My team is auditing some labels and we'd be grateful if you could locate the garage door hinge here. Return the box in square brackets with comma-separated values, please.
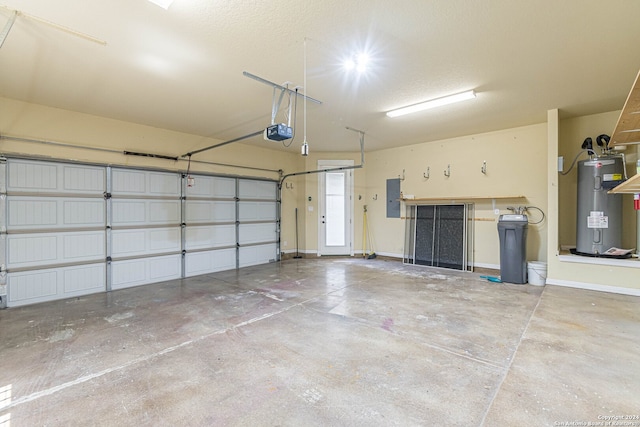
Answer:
[106, 256, 112, 263]
[103, 192, 112, 199]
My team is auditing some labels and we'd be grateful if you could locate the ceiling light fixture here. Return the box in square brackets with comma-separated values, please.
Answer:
[147, 0, 174, 9]
[344, 52, 370, 73]
[386, 90, 476, 118]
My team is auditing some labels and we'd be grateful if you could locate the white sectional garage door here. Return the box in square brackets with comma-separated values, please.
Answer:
[3, 159, 107, 307]
[238, 179, 278, 267]
[0, 158, 280, 308]
[109, 169, 182, 290]
[184, 174, 237, 277]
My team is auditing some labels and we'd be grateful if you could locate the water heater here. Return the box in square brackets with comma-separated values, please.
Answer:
[575, 154, 624, 255]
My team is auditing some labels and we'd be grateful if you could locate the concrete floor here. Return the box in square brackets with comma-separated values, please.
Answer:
[0, 258, 638, 426]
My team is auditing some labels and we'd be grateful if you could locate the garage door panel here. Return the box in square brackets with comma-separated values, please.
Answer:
[8, 270, 58, 304]
[111, 227, 181, 257]
[185, 248, 236, 277]
[112, 200, 180, 226]
[7, 231, 105, 269]
[185, 200, 235, 223]
[112, 169, 146, 194]
[7, 197, 105, 231]
[63, 264, 106, 294]
[112, 200, 145, 224]
[63, 232, 105, 260]
[149, 173, 180, 195]
[7, 199, 57, 228]
[239, 244, 277, 268]
[148, 255, 181, 280]
[238, 201, 276, 221]
[149, 201, 181, 223]
[62, 165, 105, 193]
[238, 223, 277, 245]
[112, 230, 145, 254]
[186, 175, 236, 198]
[8, 161, 57, 192]
[111, 254, 181, 290]
[7, 160, 105, 195]
[185, 225, 236, 250]
[7, 263, 105, 307]
[238, 180, 276, 200]
[63, 200, 105, 226]
[111, 169, 180, 196]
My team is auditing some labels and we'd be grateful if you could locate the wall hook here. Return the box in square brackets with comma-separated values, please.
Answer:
[285, 182, 294, 189]
[399, 169, 405, 181]
[423, 167, 430, 179]
[481, 161, 487, 175]
[373, 194, 378, 200]
[444, 164, 451, 177]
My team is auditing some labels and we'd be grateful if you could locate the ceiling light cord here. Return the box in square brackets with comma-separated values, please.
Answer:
[302, 37, 309, 156]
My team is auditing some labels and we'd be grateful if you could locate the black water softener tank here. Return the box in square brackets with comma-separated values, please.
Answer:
[575, 155, 624, 256]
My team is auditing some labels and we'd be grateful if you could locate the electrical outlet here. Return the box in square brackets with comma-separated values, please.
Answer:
[494, 209, 500, 215]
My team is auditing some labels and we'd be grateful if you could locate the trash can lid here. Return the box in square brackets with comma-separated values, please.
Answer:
[498, 214, 528, 222]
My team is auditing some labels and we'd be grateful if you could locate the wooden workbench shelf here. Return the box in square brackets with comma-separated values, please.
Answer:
[609, 174, 640, 194]
[608, 69, 640, 149]
[401, 195, 524, 204]
[602, 68, 640, 194]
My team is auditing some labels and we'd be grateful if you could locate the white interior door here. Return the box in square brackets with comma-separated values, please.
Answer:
[318, 160, 353, 256]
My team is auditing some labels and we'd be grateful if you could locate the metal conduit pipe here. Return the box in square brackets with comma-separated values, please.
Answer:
[278, 127, 365, 187]
[181, 130, 264, 158]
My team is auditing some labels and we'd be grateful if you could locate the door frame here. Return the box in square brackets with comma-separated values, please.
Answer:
[317, 159, 354, 256]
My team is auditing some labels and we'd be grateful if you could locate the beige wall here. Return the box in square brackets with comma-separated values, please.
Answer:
[365, 124, 549, 266]
[3, 97, 639, 293]
[297, 150, 367, 255]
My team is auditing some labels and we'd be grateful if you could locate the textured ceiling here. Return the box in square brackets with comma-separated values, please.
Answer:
[2, 0, 640, 155]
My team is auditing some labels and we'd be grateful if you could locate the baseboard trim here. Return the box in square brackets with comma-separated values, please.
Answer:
[547, 279, 640, 297]
[473, 262, 500, 270]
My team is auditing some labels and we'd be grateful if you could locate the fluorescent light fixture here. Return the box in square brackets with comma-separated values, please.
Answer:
[147, 0, 174, 9]
[386, 90, 476, 118]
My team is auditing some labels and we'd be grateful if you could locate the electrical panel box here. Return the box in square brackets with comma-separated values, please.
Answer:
[387, 178, 401, 218]
[265, 124, 293, 141]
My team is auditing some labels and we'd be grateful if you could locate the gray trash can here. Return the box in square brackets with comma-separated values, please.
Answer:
[497, 214, 528, 284]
